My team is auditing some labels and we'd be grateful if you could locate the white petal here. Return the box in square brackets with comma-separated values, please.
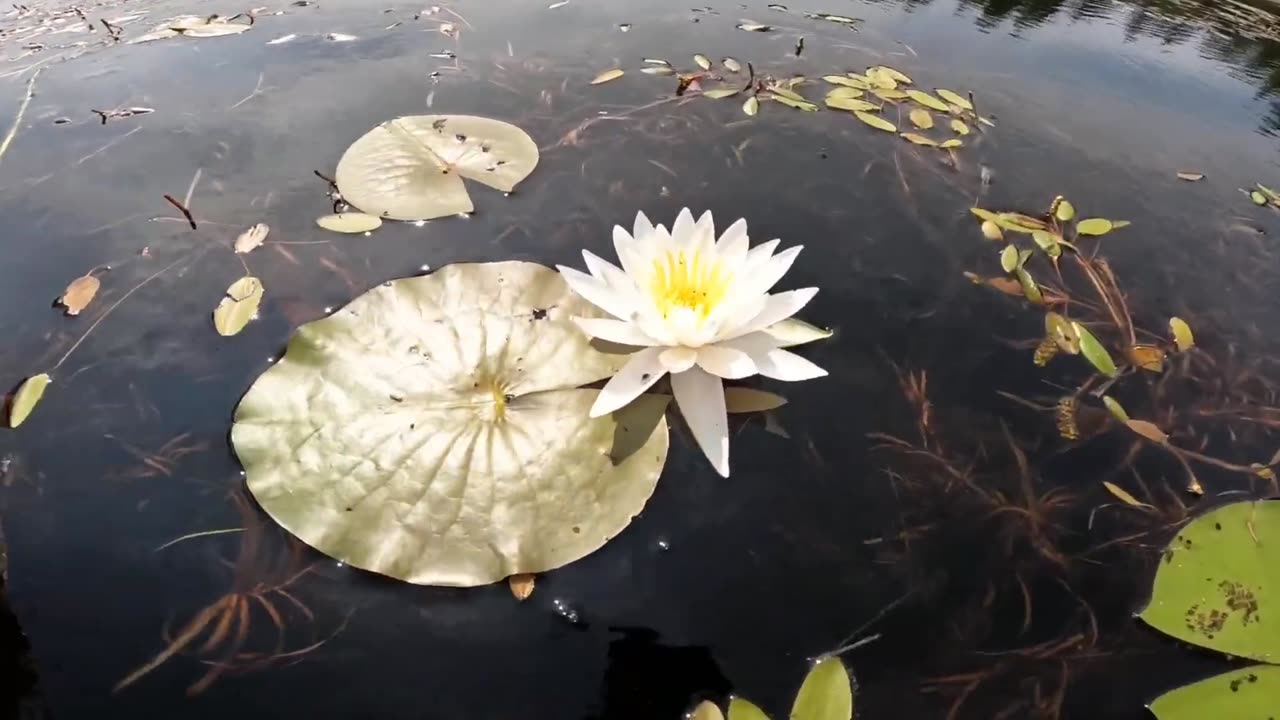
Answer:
[732, 288, 818, 338]
[612, 225, 640, 276]
[659, 346, 697, 373]
[557, 265, 637, 320]
[671, 367, 729, 477]
[671, 208, 696, 246]
[738, 245, 802, 298]
[583, 250, 640, 302]
[573, 317, 661, 346]
[633, 211, 655, 241]
[755, 348, 827, 381]
[743, 238, 780, 265]
[716, 218, 749, 269]
[590, 347, 667, 417]
[696, 345, 757, 379]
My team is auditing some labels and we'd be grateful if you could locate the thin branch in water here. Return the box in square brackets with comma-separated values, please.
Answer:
[183, 167, 203, 208]
[77, 125, 142, 165]
[230, 73, 265, 110]
[163, 194, 197, 229]
[0, 68, 42, 168]
[154, 528, 246, 552]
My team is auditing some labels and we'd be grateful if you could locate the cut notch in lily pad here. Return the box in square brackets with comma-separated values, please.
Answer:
[231, 262, 668, 586]
[334, 115, 539, 221]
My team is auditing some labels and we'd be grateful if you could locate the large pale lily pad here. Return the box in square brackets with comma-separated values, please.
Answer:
[1148, 665, 1280, 719]
[1139, 500, 1279, 662]
[231, 262, 668, 586]
[334, 115, 538, 221]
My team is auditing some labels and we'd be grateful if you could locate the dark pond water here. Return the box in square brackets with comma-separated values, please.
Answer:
[2, 0, 1280, 717]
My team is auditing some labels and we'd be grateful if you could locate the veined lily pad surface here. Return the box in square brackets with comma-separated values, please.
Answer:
[231, 262, 668, 586]
[334, 115, 539, 221]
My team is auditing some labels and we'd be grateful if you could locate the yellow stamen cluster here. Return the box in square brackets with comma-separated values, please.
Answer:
[648, 248, 731, 320]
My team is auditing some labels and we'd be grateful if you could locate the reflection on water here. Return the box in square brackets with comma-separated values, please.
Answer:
[1, 0, 1279, 718]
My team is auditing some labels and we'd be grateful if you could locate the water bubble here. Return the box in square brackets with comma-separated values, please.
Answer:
[419, 264, 431, 272]
[413, 220, 427, 227]
[335, 561, 345, 568]
[655, 538, 671, 552]
[382, 281, 393, 287]
[552, 598, 583, 626]
[323, 306, 334, 314]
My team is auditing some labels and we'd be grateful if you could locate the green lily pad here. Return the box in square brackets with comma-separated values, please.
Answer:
[1139, 500, 1280, 662]
[1149, 665, 1280, 720]
[335, 115, 538, 221]
[791, 656, 854, 720]
[231, 262, 669, 586]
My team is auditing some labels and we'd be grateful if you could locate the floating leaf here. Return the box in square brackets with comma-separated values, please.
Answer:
[825, 97, 875, 112]
[692, 701, 725, 720]
[1149, 665, 1280, 720]
[770, 94, 819, 112]
[1257, 183, 1280, 201]
[694, 54, 712, 71]
[213, 276, 264, 337]
[1076, 218, 1119, 236]
[1102, 396, 1130, 422]
[170, 15, 253, 37]
[854, 111, 895, 132]
[702, 87, 739, 99]
[872, 66, 912, 85]
[234, 223, 270, 254]
[791, 656, 854, 720]
[906, 89, 949, 112]
[1251, 190, 1268, 206]
[826, 87, 865, 99]
[908, 108, 933, 129]
[980, 220, 1002, 241]
[1102, 480, 1151, 508]
[900, 133, 937, 147]
[824, 75, 868, 89]
[1170, 317, 1195, 352]
[335, 115, 538, 221]
[724, 388, 787, 414]
[999, 245, 1019, 273]
[231, 262, 669, 586]
[1045, 312, 1080, 354]
[1073, 322, 1117, 377]
[736, 21, 771, 31]
[8, 373, 50, 428]
[58, 274, 100, 316]
[1053, 198, 1075, 222]
[970, 208, 999, 223]
[978, 116, 996, 127]
[1128, 344, 1166, 373]
[641, 66, 676, 76]
[324, 32, 358, 42]
[1140, 500, 1280, 660]
[508, 573, 536, 600]
[1126, 419, 1168, 444]
[997, 213, 1048, 233]
[723, 57, 742, 73]
[743, 95, 760, 116]
[1032, 229, 1062, 259]
[864, 67, 897, 89]
[727, 697, 771, 720]
[590, 68, 624, 85]
[1015, 267, 1043, 304]
[764, 317, 832, 347]
[870, 88, 908, 101]
[935, 88, 971, 110]
[317, 213, 383, 234]
[768, 85, 808, 102]
[949, 119, 970, 136]
[1177, 171, 1204, 182]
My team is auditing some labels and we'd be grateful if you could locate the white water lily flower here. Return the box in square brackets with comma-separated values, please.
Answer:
[557, 208, 827, 477]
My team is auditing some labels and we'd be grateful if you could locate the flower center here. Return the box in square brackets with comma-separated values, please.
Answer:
[648, 248, 731, 321]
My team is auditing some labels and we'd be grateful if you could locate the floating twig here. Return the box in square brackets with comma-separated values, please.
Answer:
[0, 68, 41, 168]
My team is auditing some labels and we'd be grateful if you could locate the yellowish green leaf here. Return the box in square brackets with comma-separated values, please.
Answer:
[743, 95, 759, 116]
[691, 700, 725, 720]
[791, 656, 854, 720]
[864, 67, 897, 89]
[1016, 266, 1043, 304]
[854, 111, 895, 132]
[870, 88, 908, 101]
[825, 97, 878, 112]
[874, 66, 912, 85]
[999, 245, 1019, 273]
[909, 108, 933, 129]
[1102, 480, 1152, 508]
[900, 132, 936, 147]
[694, 54, 712, 70]
[825, 86, 864, 99]
[980, 220, 1002, 241]
[1045, 312, 1080, 354]
[590, 68, 624, 85]
[935, 88, 971, 110]
[770, 94, 818, 112]
[1053, 198, 1075, 222]
[724, 387, 787, 414]
[8, 373, 50, 428]
[702, 87, 739, 99]
[768, 85, 807, 102]
[824, 75, 868, 89]
[1032, 229, 1062, 259]
[1075, 218, 1117, 236]
[213, 276, 264, 337]
[1251, 190, 1268, 206]
[1102, 395, 1129, 422]
[1169, 317, 1195, 351]
[1257, 183, 1280, 201]
[906, 89, 949, 111]
[1073, 322, 1118, 377]
[949, 118, 970, 136]
[970, 208, 998, 223]
[727, 697, 771, 720]
[939, 138, 963, 149]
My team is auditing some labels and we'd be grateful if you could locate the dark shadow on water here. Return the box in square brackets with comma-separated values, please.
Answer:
[584, 627, 730, 720]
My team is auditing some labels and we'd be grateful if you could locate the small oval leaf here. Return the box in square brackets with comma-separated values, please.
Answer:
[1102, 395, 1129, 422]
[825, 87, 864, 99]
[908, 108, 933, 129]
[854, 111, 896, 132]
[702, 87, 739, 99]
[317, 212, 383, 233]
[825, 97, 877, 112]
[8, 373, 51, 428]
[691, 701, 726, 720]
[1072, 322, 1118, 377]
[1126, 419, 1168, 444]
[694, 54, 712, 70]
[1169, 317, 1195, 352]
[59, 274, 100, 316]
[939, 138, 963, 149]
[1045, 312, 1080, 354]
[1015, 267, 1043, 304]
[743, 95, 760, 116]
[213, 276, 264, 337]
[1054, 198, 1076, 222]
[590, 68, 625, 85]
[980, 220, 1003, 241]
[1076, 218, 1115, 236]
[906, 89, 949, 111]
[999, 245, 1019, 273]
[935, 88, 972, 110]
[727, 697, 772, 720]
[791, 656, 854, 720]
[900, 132, 937, 147]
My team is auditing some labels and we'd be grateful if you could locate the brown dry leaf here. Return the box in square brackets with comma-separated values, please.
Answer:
[1127, 344, 1166, 373]
[508, 573, 536, 601]
[1126, 419, 1168, 445]
[234, 223, 270, 254]
[58, 274, 100, 316]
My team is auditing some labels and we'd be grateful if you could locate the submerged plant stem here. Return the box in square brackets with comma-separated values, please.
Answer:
[0, 68, 42, 168]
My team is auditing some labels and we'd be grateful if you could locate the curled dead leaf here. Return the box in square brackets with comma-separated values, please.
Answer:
[508, 573, 536, 600]
[58, 274, 100, 316]
[234, 223, 270, 254]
